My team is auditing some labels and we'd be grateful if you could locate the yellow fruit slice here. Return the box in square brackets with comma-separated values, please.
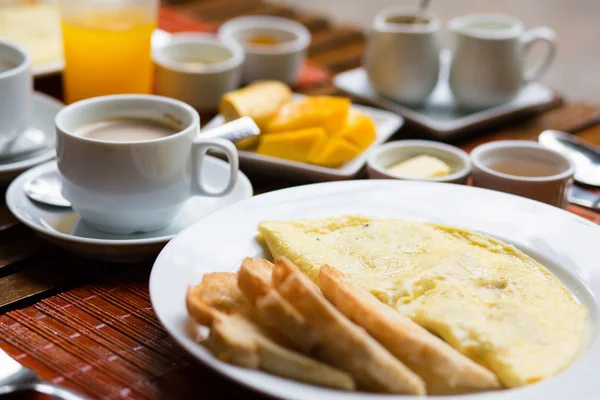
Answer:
[220, 80, 292, 130]
[266, 96, 351, 134]
[332, 109, 377, 150]
[257, 127, 327, 163]
[309, 137, 362, 167]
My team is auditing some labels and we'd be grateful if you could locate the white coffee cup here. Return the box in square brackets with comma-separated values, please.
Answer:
[153, 33, 244, 111]
[363, 6, 441, 105]
[218, 16, 311, 85]
[471, 141, 574, 208]
[55, 94, 239, 234]
[448, 13, 557, 109]
[0, 40, 32, 146]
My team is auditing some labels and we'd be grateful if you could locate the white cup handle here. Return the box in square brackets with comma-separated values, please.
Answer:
[191, 138, 239, 197]
[521, 26, 557, 83]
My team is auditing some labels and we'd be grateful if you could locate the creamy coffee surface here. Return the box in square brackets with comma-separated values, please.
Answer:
[74, 118, 178, 142]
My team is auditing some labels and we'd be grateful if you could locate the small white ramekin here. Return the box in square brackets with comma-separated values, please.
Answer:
[218, 16, 311, 85]
[153, 33, 244, 111]
[470, 140, 575, 208]
[367, 140, 471, 184]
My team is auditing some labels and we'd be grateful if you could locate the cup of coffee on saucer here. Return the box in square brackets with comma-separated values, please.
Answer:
[55, 94, 239, 234]
[153, 33, 244, 111]
[448, 13, 557, 109]
[470, 141, 574, 208]
[363, 6, 441, 105]
[0, 40, 32, 147]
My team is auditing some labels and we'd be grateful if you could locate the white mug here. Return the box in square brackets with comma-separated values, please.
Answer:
[364, 6, 440, 105]
[153, 33, 244, 111]
[218, 16, 311, 85]
[471, 141, 574, 208]
[448, 13, 557, 109]
[0, 40, 32, 146]
[55, 95, 239, 234]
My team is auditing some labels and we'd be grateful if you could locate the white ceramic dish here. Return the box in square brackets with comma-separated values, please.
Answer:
[333, 51, 558, 139]
[153, 32, 244, 110]
[218, 16, 310, 85]
[0, 91, 61, 184]
[150, 179, 600, 400]
[367, 140, 471, 184]
[204, 94, 403, 181]
[6, 159, 253, 262]
[32, 29, 172, 78]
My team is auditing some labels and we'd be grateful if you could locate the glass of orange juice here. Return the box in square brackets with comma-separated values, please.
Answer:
[59, 0, 158, 103]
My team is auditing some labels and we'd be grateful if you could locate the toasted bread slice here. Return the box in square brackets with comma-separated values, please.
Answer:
[239, 258, 320, 353]
[188, 272, 250, 316]
[238, 257, 275, 304]
[319, 265, 501, 394]
[187, 282, 355, 390]
[272, 257, 426, 395]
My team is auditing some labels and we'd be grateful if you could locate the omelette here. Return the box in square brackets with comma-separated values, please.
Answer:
[258, 215, 587, 388]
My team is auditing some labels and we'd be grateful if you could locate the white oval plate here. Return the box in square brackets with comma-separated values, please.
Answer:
[150, 180, 600, 400]
[6, 158, 253, 262]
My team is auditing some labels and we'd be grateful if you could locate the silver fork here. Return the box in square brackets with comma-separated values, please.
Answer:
[0, 348, 88, 399]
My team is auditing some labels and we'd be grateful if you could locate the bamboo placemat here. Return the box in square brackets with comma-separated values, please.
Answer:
[1, 0, 600, 398]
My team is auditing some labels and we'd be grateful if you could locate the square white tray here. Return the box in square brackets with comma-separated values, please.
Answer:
[203, 94, 403, 182]
[333, 53, 559, 139]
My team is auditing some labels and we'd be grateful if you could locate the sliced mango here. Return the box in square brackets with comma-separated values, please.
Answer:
[332, 109, 377, 150]
[257, 127, 327, 163]
[266, 96, 351, 134]
[234, 136, 259, 150]
[309, 137, 362, 167]
[220, 80, 292, 131]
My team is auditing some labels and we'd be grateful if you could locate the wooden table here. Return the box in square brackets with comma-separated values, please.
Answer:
[1, 1, 600, 398]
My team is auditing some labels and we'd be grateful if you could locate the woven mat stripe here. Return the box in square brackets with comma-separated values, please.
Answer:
[11, 307, 160, 399]
[0, 315, 127, 399]
[36, 299, 179, 377]
[58, 289, 187, 363]
[84, 285, 164, 331]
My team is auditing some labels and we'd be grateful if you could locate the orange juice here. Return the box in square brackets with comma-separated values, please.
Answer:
[61, 10, 155, 103]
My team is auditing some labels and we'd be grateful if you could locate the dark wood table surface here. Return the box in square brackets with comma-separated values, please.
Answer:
[1, 0, 600, 399]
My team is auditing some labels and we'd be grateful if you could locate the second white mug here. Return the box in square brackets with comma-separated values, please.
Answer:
[448, 13, 557, 109]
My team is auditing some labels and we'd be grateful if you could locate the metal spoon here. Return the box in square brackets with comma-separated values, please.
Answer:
[538, 130, 600, 187]
[23, 117, 260, 208]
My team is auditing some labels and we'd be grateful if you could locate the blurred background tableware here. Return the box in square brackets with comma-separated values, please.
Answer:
[59, 0, 158, 103]
[55, 94, 239, 234]
[448, 13, 556, 109]
[538, 130, 600, 187]
[367, 140, 471, 184]
[363, 6, 440, 105]
[218, 16, 310, 85]
[471, 141, 574, 208]
[0, 40, 32, 147]
[25, 116, 259, 208]
[154, 32, 244, 111]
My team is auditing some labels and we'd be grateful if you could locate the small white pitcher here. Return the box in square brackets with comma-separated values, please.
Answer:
[364, 6, 441, 105]
[448, 13, 557, 109]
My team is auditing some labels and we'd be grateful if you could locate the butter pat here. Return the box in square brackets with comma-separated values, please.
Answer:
[387, 155, 450, 178]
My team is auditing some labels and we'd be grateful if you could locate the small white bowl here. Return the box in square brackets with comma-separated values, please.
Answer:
[471, 140, 575, 208]
[367, 140, 471, 184]
[153, 33, 244, 110]
[218, 16, 311, 85]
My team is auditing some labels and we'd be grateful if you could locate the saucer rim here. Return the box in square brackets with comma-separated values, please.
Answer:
[6, 159, 254, 246]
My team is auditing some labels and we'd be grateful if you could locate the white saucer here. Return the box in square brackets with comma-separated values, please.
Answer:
[333, 51, 558, 139]
[6, 159, 253, 262]
[0, 92, 62, 184]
